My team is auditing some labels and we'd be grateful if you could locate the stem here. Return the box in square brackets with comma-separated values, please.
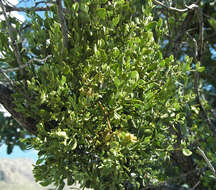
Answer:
[98, 101, 112, 130]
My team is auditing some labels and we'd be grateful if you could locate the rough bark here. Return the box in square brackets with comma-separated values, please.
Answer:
[0, 84, 37, 134]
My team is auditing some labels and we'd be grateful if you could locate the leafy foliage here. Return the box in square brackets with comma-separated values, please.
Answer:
[0, 0, 216, 190]
[17, 0, 197, 189]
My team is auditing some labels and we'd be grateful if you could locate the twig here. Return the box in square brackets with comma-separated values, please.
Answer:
[2, 6, 51, 12]
[192, 180, 200, 190]
[98, 101, 112, 130]
[2, 55, 52, 72]
[196, 7, 204, 61]
[153, 0, 198, 13]
[1, 0, 53, 13]
[4, 0, 54, 10]
[160, 5, 195, 58]
[56, 0, 68, 50]
[0, 0, 23, 75]
[34, 0, 54, 6]
[197, 146, 216, 176]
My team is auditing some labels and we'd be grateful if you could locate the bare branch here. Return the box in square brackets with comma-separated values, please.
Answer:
[2, 55, 52, 72]
[0, 0, 23, 75]
[56, 0, 68, 50]
[153, 0, 198, 13]
[0, 0, 54, 13]
[192, 181, 201, 190]
[4, 5, 51, 12]
[197, 146, 216, 176]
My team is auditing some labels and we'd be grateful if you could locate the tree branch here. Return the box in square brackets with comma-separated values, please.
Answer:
[0, 68, 14, 88]
[0, 84, 37, 134]
[4, 5, 51, 12]
[56, 0, 68, 50]
[189, 36, 216, 138]
[1, 55, 52, 73]
[0, 0, 53, 13]
[197, 146, 216, 176]
[153, 0, 198, 13]
[186, 6, 216, 139]
[0, 0, 23, 75]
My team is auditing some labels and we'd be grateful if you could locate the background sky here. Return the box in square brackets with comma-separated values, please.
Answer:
[0, 144, 38, 161]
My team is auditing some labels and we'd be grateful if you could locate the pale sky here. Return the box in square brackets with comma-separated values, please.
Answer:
[0, 0, 25, 21]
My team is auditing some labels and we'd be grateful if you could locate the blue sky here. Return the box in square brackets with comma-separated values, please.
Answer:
[0, 144, 38, 161]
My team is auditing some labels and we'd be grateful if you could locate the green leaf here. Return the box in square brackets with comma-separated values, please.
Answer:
[36, 158, 44, 165]
[96, 8, 106, 19]
[72, 2, 79, 12]
[191, 106, 199, 114]
[182, 148, 192, 156]
[61, 76, 66, 85]
[40, 180, 51, 186]
[71, 138, 77, 150]
[80, 3, 89, 13]
[145, 21, 156, 30]
[208, 18, 216, 32]
[114, 77, 121, 88]
[195, 62, 205, 72]
[112, 16, 120, 27]
[131, 71, 139, 81]
[197, 66, 205, 72]
[114, 111, 121, 120]
[101, 0, 108, 3]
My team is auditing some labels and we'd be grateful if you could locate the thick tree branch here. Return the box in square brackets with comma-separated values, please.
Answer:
[0, 84, 37, 134]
